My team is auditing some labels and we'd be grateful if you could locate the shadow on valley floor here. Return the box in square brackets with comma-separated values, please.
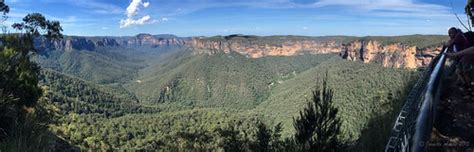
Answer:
[53, 134, 80, 152]
[352, 79, 415, 151]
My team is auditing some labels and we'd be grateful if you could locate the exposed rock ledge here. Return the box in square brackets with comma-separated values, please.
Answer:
[190, 35, 445, 69]
[340, 40, 442, 69]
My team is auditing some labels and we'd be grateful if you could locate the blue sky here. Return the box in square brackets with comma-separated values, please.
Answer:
[4, 0, 471, 36]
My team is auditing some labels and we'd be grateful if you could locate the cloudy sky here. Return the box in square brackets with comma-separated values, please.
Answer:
[4, 0, 470, 36]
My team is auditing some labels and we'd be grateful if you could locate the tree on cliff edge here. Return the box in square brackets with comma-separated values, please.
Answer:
[0, 1, 62, 150]
[293, 73, 343, 151]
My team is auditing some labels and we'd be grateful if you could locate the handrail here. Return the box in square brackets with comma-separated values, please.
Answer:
[385, 45, 452, 152]
[412, 45, 450, 152]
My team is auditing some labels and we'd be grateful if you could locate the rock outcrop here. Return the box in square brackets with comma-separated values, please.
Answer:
[340, 40, 443, 68]
[189, 35, 343, 58]
[189, 35, 444, 68]
[416, 46, 442, 67]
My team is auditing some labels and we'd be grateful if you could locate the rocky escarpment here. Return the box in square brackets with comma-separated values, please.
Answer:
[340, 40, 443, 68]
[190, 35, 446, 69]
[34, 33, 446, 69]
[35, 37, 113, 51]
[34, 34, 186, 51]
[189, 35, 344, 58]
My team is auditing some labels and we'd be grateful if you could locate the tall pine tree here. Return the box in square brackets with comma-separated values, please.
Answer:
[293, 73, 343, 151]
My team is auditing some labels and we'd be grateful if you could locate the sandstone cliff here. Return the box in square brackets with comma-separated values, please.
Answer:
[34, 34, 446, 69]
[189, 35, 344, 58]
[190, 35, 446, 69]
[340, 40, 443, 68]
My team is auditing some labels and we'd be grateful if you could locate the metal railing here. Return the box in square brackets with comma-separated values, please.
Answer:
[385, 45, 452, 152]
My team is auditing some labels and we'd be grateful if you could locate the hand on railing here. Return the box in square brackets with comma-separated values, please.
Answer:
[445, 52, 457, 58]
[445, 45, 460, 58]
[446, 45, 474, 58]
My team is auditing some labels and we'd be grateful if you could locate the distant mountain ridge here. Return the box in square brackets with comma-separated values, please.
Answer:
[34, 34, 188, 52]
[34, 34, 448, 68]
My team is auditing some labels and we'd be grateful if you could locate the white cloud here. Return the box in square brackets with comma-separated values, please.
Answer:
[121, 0, 152, 28]
[120, 15, 151, 28]
[126, 0, 143, 17]
[161, 17, 169, 21]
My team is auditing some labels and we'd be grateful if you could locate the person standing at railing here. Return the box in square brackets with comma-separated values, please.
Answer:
[444, 28, 471, 88]
[446, 27, 474, 92]
[445, 27, 469, 53]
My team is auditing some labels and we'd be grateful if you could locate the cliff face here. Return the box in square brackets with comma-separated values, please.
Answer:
[340, 40, 442, 68]
[189, 36, 443, 68]
[34, 34, 186, 51]
[189, 36, 343, 58]
[34, 34, 444, 69]
[416, 46, 442, 67]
